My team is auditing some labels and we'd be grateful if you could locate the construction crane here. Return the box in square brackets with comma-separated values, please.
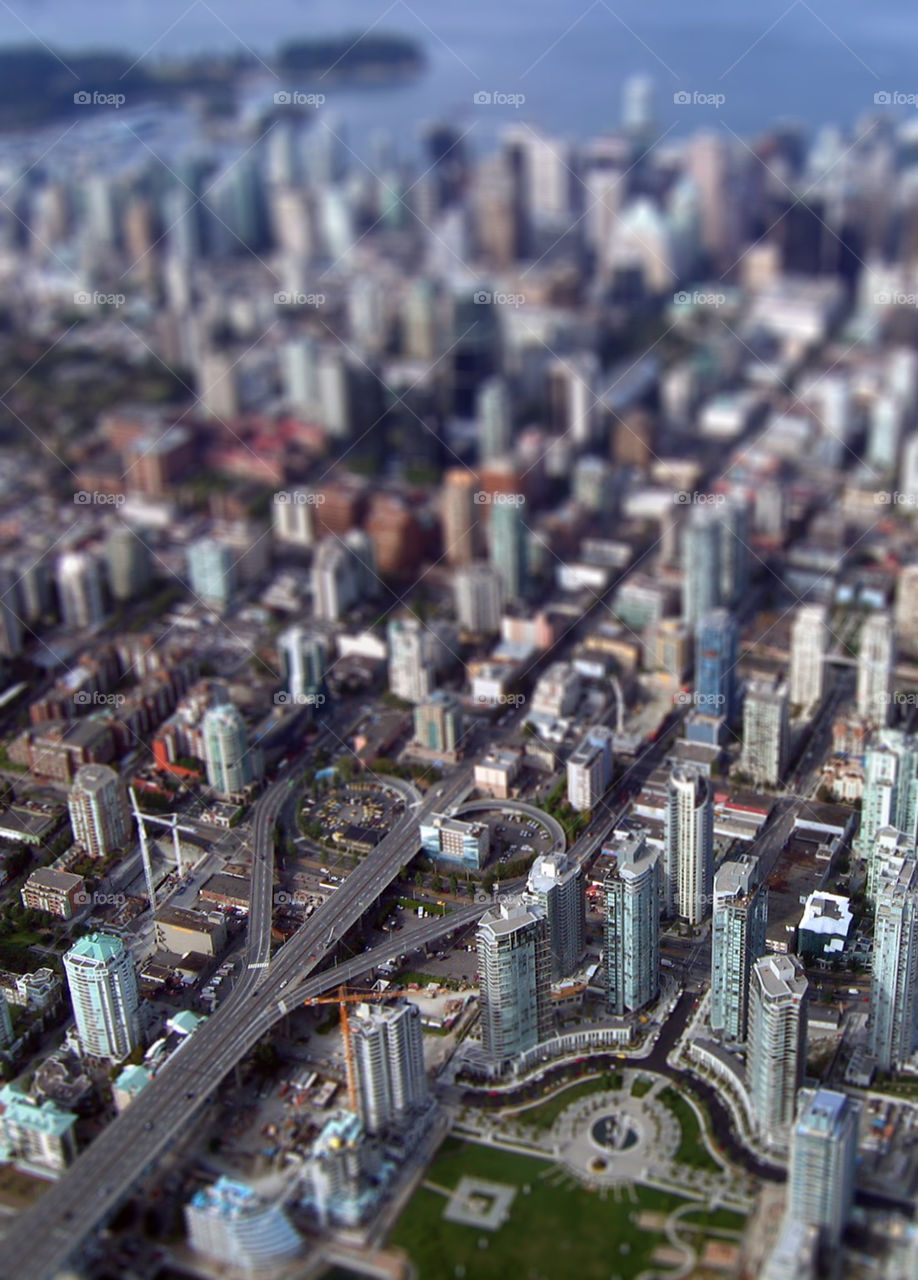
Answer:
[302, 985, 406, 1115]
[129, 788, 201, 912]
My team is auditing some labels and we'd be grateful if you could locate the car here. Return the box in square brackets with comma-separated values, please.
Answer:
[143, 1121, 154, 1131]
[186, 1091, 196, 1099]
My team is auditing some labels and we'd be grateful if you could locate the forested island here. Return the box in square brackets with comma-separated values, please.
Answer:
[0, 33, 424, 128]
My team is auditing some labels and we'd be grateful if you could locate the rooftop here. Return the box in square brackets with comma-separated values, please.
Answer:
[65, 931, 126, 964]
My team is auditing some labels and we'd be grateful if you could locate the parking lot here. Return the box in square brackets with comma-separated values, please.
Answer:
[458, 807, 556, 866]
[300, 781, 406, 853]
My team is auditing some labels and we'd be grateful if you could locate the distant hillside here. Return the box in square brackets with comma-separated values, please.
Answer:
[277, 32, 423, 80]
[0, 33, 425, 128]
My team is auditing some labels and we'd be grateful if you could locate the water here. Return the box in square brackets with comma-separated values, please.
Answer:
[4, 0, 918, 149]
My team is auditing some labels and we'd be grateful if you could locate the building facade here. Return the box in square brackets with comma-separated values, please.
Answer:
[787, 1088, 859, 1248]
[68, 763, 131, 859]
[747, 954, 809, 1146]
[477, 902, 551, 1068]
[351, 1000, 429, 1133]
[202, 704, 258, 798]
[63, 932, 141, 1061]
[710, 858, 768, 1043]
[789, 604, 828, 716]
[741, 677, 789, 787]
[856, 611, 894, 728]
[525, 852, 586, 980]
[664, 766, 714, 924]
[870, 846, 918, 1072]
[602, 829, 661, 1016]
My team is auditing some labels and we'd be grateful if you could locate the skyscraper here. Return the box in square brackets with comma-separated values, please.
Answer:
[869, 845, 918, 1072]
[454, 562, 503, 634]
[105, 527, 153, 604]
[895, 564, 918, 659]
[856, 611, 894, 728]
[681, 507, 722, 626]
[279, 626, 328, 704]
[477, 902, 551, 1068]
[747, 954, 809, 1146]
[56, 550, 106, 629]
[525, 852, 586, 980]
[387, 617, 451, 704]
[567, 733, 613, 812]
[681, 499, 749, 626]
[789, 604, 828, 717]
[63, 932, 141, 1061]
[488, 500, 528, 602]
[787, 1088, 859, 1248]
[441, 469, 480, 565]
[413, 692, 464, 757]
[312, 532, 377, 623]
[711, 858, 768, 1042]
[694, 608, 738, 721]
[687, 132, 741, 271]
[664, 767, 714, 924]
[351, 1000, 429, 1134]
[202, 704, 258, 798]
[857, 730, 918, 891]
[187, 538, 236, 613]
[602, 828, 661, 1015]
[68, 764, 132, 859]
[741, 677, 790, 787]
[477, 376, 513, 461]
[0, 563, 22, 659]
[622, 73, 656, 144]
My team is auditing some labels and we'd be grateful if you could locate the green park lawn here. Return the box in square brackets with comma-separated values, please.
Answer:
[511, 1071, 622, 1131]
[657, 1086, 721, 1173]
[390, 1137, 738, 1280]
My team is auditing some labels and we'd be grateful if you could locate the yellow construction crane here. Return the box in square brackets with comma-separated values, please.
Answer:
[302, 985, 405, 1114]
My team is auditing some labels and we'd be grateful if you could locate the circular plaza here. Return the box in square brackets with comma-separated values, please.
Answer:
[552, 1080, 680, 1188]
